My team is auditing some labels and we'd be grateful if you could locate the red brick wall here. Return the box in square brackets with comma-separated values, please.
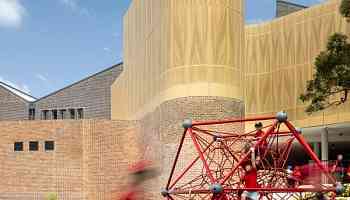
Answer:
[0, 120, 84, 200]
[82, 120, 141, 200]
[0, 96, 244, 200]
[0, 120, 141, 200]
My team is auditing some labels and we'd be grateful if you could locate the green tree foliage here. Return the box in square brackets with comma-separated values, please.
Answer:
[340, 0, 350, 21]
[300, 33, 350, 113]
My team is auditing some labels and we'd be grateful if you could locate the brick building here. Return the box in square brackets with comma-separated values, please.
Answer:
[0, 63, 123, 121]
[0, 82, 36, 121]
[34, 63, 123, 120]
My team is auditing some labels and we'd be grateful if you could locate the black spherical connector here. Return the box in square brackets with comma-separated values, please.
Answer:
[210, 183, 223, 194]
[161, 189, 169, 197]
[295, 127, 302, 134]
[276, 111, 288, 122]
[182, 119, 192, 129]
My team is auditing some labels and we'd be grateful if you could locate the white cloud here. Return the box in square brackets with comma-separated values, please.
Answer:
[0, 76, 31, 94]
[59, 0, 90, 16]
[103, 47, 111, 52]
[36, 74, 48, 82]
[0, 0, 26, 28]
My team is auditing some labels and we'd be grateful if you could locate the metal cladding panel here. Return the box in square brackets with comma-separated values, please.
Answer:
[245, 0, 350, 126]
[111, 0, 245, 120]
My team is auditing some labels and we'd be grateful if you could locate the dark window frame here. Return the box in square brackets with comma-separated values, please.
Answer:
[52, 110, 58, 120]
[45, 141, 55, 151]
[77, 108, 84, 119]
[28, 108, 35, 120]
[29, 141, 39, 151]
[59, 109, 66, 120]
[69, 109, 76, 119]
[41, 110, 49, 120]
[14, 142, 23, 151]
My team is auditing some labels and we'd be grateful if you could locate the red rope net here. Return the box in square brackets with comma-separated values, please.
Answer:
[162, 113, 338, 200]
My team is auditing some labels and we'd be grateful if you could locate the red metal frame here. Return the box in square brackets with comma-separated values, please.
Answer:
[163, 114, 338, 200]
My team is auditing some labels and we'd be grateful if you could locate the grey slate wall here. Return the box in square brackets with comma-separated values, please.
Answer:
[0, 86, 29, 121]
[35, 63, 123, 120]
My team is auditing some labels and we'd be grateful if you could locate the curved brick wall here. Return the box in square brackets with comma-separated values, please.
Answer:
[139, 96, 244, 199]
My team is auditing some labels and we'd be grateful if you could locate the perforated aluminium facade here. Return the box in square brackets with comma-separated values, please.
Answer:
[111, 0, 245, 120]
[111, 0, 350, 128]
[245, 0, 350, 128]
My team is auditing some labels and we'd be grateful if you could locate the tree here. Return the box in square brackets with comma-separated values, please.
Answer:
[300, 33, 350, 113]
[340, 0, 350, 21]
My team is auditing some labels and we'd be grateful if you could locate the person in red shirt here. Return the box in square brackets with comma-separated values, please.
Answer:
[119, 160, 158, 200]
[241, 147, 259, 200]
[345, 165, 350, 183]
[287, 166, 302, 188]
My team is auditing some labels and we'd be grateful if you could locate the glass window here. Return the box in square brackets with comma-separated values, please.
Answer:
[41, 110, 49, 120]
[52, 110, 58, 120]
[29, 141, 39, 151]
[69, 109, 75, 119]
[59, 109, 66, 120]
[45, 141, 54, 151]
[14, 142, 23, 151]
[77, 108, 84, 119]
[28, 108, 35, 120]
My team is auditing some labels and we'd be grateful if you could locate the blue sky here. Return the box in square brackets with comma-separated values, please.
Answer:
[0, 0, 325, 98]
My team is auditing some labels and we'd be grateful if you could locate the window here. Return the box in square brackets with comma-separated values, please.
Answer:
[52, 110, 58, 120]
[14, 142, 23, 151]
[41, 110, 49, 120]
[28, 108, 35, 120]
[45, 141, 55, 151]
[69, 109, 75, 119]
[59, 109, 66, 119]
[29, 141, 39, 151]
[77, 108, 84, 119]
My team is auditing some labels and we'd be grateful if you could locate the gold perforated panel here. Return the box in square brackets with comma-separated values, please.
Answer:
[112, 0, 350, 127]
[245, 0, 350, 127]
[111, 0, 244, 120]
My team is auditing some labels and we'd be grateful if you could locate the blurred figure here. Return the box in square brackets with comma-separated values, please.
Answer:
[240, 148, 259, 200]
[119, 160, 158, 200]
[254, 122, 267, 157]
[331, 154, 345, 183]
[287, 165, 302, 188]
[346, 165, 350, 183]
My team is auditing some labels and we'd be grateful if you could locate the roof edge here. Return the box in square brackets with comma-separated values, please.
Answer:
[0, 81, 37, 102]
[277, 0, 308, 9]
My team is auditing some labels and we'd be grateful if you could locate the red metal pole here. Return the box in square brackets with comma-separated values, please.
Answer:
[220, 121, 278, 184]
[168, 195, 175, 200]
[170, 187, 336, 195]
[192, 116, 275, 126]
[169, 140, 215, 189]
[188, 128, 216, 184]
[166, 128, 188, 189]
[284, 121, 337, 184]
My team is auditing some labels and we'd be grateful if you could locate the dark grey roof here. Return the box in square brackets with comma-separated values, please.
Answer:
[277, 0, 308, 9]
[35, 62, 123, 102]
